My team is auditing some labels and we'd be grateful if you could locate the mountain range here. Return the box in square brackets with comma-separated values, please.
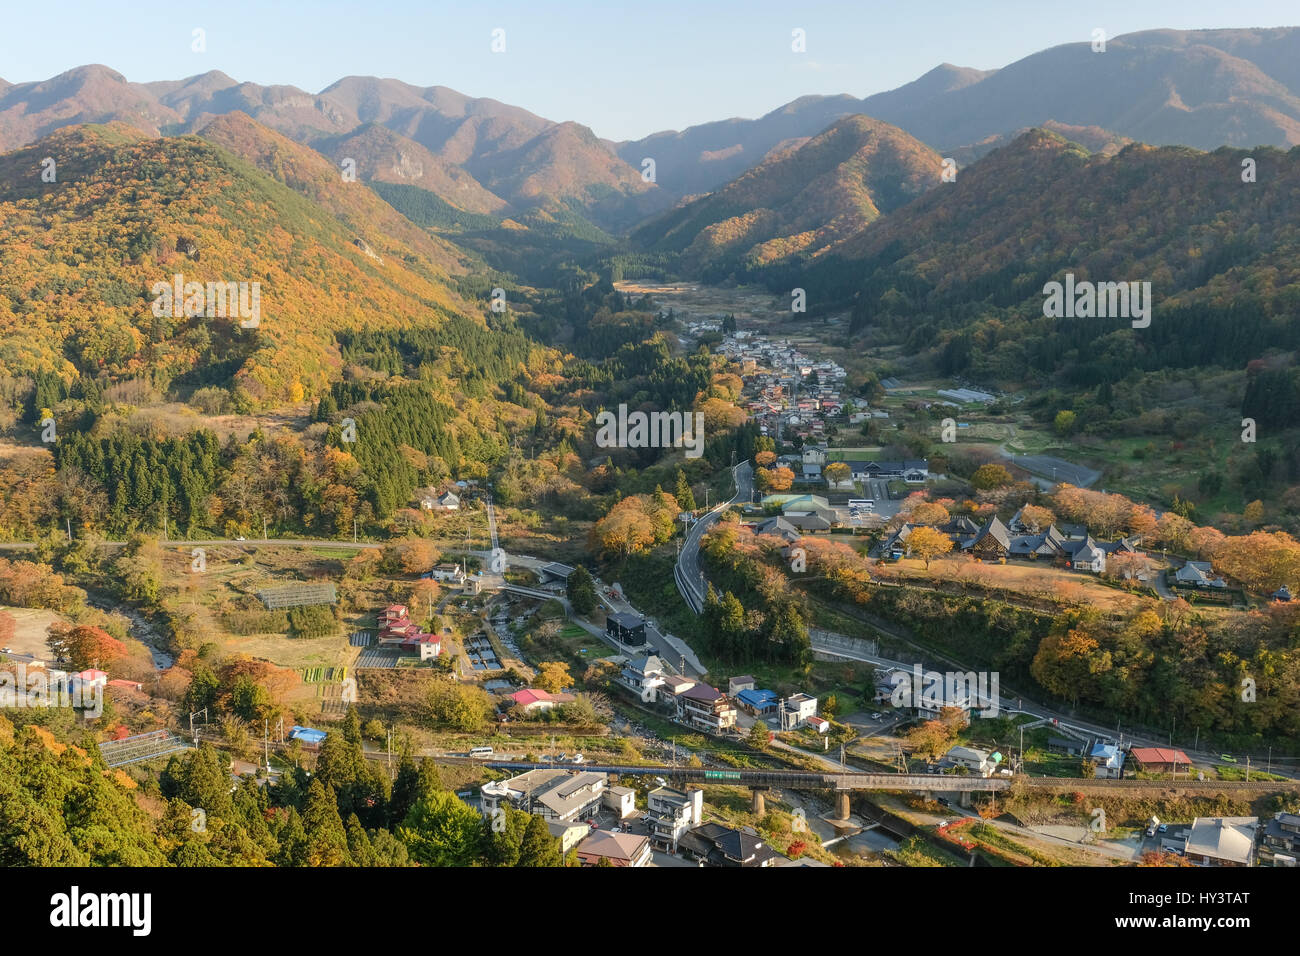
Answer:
[2, 26, 1299, 236]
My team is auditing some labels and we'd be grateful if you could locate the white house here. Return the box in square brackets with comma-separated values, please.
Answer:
[944, 745, 1000, 777]
[780, 692, 818, 730]
[618, 655, 666, 703]
[430, 563, 466, 585]
[603, 785, 637, 819]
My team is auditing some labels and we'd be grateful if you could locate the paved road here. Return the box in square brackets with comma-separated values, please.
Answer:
[676, 461, 752, 613]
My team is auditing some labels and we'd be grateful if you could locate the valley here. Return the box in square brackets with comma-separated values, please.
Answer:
[2, 12, 1300, 893]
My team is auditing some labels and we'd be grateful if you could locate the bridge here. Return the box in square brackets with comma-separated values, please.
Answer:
[447, 757, 1300, 819]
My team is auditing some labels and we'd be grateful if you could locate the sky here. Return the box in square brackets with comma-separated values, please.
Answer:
[1, 0, 1297, 141]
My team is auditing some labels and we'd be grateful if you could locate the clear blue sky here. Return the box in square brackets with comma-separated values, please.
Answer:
[1, 0, 1295, 141]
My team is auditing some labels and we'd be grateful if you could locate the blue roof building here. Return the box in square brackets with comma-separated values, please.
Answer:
[736, 688, 779, 715]
[1089, 742, 1125, 778]
[290, 726, 327, 746]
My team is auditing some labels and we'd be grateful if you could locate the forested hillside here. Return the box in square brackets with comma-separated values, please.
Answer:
[633, 115, 941, 280]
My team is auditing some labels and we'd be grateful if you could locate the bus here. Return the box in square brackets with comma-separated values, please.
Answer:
[469, 746, 494, 759]
[847, 499, 875, 511]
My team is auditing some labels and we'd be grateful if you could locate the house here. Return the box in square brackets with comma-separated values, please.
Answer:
[376, 605, 441, 658]
[547, 820, 590, 854]
[944, 745, 999, 777]
[753, 516, 801, 543]
[417, 488, 460, 511]
[966, 516, 1011, 561]
[576, 830, 652, 867]
[782, 509, 834, 532]
[480, 769, 606, 823]
[876, 523, 916, 560]
[72, 669, 109, 691]
[1089, 742, 1125, 778]
[728, 675, 757, 696]
[1063, 536, 1106, 573]
[1046, 736, 1083, 756]
[677, 683, 737, 733]
[1129, 747, 1193, 775]
[106, 678, 144, 693]
[289, 726, 327, 750]
[657, 674, 697, 710]
[617, 654, 665, 703]
[507, 689, 573, 715]
[780, 692, 818, 730]
[1008, 524, 1069, 559]
[430, 563, 466, 585]
[603, 785, 637, 819]
[606, 612, 647, 647]
[800, 444, 827, 479]
[736, 688, 779, 717]
[805, 716, 830, 734]
[1258, 812, 1300, 866]
[1185, 817, 1258, 867]
[855, 460, 928, 482]
[678, 823, 781, 867]
[647, 786, 704, 851]
[1175, 561, 1227, 589]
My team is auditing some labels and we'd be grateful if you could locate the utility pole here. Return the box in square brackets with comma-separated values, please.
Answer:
[263, 515, 268, 541]
[353, 517, 358, 544]
[387, 728, 393, 781]
[1246, 755, 1251, 783]
[839, 743, 845, 770]
[1267, 747, 1272, 775]
[66, 517, 72, 541]
[264, 718, 270, 773]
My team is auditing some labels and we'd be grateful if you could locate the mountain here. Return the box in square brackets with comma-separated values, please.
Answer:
[0, 119, 481, 404]
[632, 115, 941, 280]
[944, 120, 1133, 167]
[862, 28, 1300, 155]
[313, 123, 508, 216]
[0, 67, 662, 234]
[620, 28, 1300, 199]
[0, 65, 180, 148]
[793, 129, 1300, 384]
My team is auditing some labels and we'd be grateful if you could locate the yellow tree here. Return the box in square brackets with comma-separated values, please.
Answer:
[907, 526, 953, 568]
[536, 661, 573, 693]
[824, 461, 851, 485]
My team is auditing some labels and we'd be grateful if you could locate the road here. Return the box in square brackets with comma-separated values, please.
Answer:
[675, 460, 752, 613]
[809, 628, 1298, 780]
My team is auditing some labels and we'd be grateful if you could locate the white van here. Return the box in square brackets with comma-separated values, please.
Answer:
[469, 746, 494, 759]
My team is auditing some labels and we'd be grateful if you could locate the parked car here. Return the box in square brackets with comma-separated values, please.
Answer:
[1146, 825, 1157, 838]
[570, 754, 585, 764]
[1158, 824, 1168, 833]
[937, 797, 950, 807]
[0, 647, 11, 654]
[655, 776, 668, 787]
